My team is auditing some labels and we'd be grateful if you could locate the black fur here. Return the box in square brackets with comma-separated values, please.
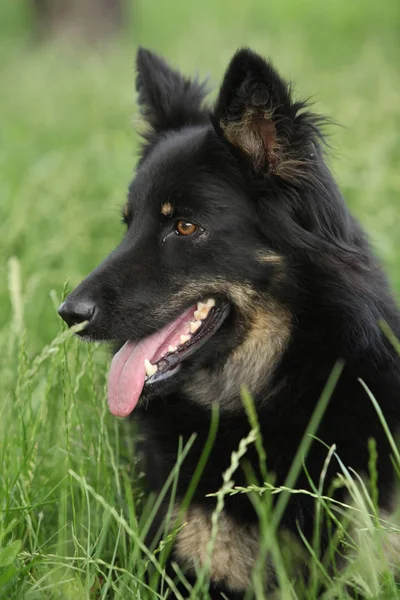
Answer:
[59, 48, 400, 597]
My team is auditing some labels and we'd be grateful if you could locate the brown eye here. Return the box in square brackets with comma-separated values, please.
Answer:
[176, 220, 198, 236]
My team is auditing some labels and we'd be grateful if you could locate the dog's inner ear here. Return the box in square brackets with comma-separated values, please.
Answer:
[214, 48, 315, 178]
[136, 48, 209, 134]
[220, 109, 279, 173]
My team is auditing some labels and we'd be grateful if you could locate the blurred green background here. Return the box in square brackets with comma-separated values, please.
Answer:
[0, 0, 399, 352]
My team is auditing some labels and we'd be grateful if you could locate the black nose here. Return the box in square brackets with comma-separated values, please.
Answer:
[58, 298, 96, 328]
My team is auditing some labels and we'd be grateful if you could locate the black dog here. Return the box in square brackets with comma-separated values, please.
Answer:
[59, 48, 400, 597]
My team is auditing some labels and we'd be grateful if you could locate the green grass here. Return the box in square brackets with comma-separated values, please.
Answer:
[1, 1, 400, 597]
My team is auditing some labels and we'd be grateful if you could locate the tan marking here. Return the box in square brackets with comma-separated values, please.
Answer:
[185, 302, 290, 410]
[173, 505, 260, 592]
[161, 202, 173, 217]
[154, 278, 258, 320]
[255, 250, 284, 265]
[122, 204, 129, 219]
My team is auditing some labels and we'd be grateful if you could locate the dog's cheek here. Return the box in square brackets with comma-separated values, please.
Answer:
[184, 296, 291, 411]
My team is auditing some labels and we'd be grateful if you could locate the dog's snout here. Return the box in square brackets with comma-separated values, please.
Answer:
[58, 298, 96, 328]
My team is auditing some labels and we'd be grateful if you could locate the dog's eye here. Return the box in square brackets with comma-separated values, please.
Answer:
[175, 220, 198, 236]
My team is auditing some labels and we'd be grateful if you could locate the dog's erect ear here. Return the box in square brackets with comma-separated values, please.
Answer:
[213, 48, 316, 179]
[136, 48, 209, 133]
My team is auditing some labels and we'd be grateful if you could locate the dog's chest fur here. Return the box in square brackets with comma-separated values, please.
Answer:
[172, 504, 260, 592]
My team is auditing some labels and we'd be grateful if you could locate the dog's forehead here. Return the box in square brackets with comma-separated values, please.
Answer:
[129, 126, 226, 210]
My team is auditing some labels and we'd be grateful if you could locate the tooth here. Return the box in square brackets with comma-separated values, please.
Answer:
[168, 345, 177, 353]
[180, 334, 190, 345]
[197, 301, 206, 311]
[194, 307, 210, 320]
[205, 298, 215, 308]
[144, 359, 157, 377]
[190, 320, 201, 333]
[200, 307, 210, 319]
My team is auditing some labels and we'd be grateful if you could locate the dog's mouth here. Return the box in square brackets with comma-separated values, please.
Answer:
[107, 298, 230, 417]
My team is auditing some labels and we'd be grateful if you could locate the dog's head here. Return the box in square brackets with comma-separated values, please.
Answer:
[59, 48, 347, 416]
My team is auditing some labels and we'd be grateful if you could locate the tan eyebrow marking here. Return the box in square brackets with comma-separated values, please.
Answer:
[161, 202, 174, 217]
[255, 250, 284, 265]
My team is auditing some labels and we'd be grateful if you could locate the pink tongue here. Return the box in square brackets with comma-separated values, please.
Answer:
[108, 307, 195, 417]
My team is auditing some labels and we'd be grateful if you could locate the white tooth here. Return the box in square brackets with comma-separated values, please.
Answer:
[205, 298, 215, 308]
[168, 345, 177, 353]
[194, 307, 210, 321]
[144, 359, 157, 377]
[190, 320, 201, 333]
[197, 301, 206, 311]
[180, 334, 190, 345]
[199, 306, 210, 319]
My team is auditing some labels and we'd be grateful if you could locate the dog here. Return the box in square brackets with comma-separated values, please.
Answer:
[58, 48, 400, 597]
